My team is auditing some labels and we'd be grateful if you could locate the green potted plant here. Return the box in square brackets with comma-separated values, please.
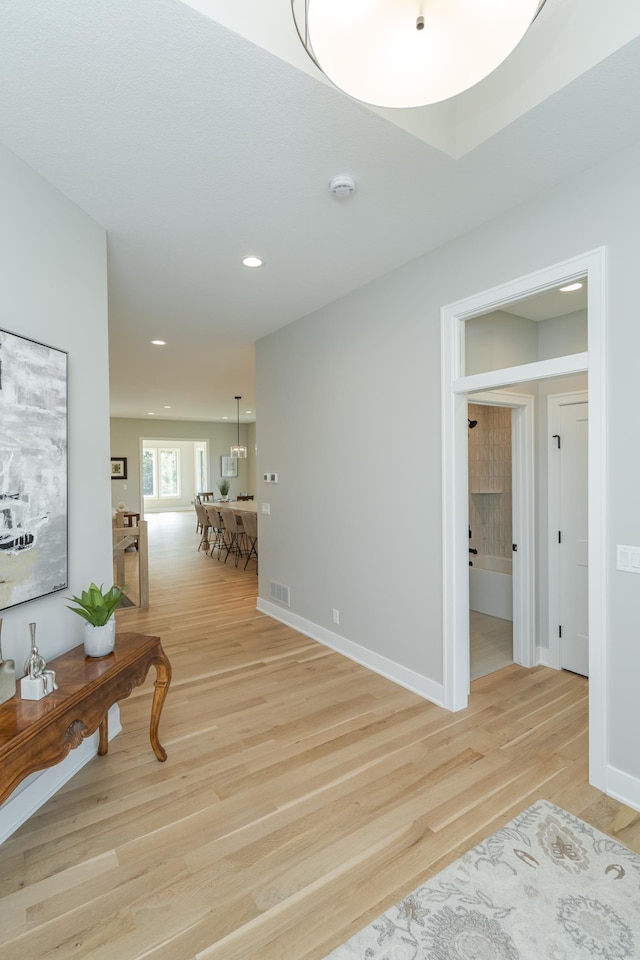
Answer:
[217, 478, 231, 500]
[67, 583, 127, 657]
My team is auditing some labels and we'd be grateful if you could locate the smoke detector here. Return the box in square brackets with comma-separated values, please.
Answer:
[329, 174, 356, 198]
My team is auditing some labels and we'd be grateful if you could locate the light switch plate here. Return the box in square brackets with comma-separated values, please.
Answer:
[616, 544, 640, 573]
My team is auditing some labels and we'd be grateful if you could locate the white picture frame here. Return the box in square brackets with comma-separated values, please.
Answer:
[221, 455, 238, 478]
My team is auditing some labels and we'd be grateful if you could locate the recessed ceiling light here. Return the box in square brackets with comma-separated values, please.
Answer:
[151, 339, 167, 345]
[164, 405, 171, 409]
[148, 412, 155, 415]
[559, 282, 583, 292]
[222, 416, 228, 420]
[242, 256, 263, 268]
[245, 410, 252, 414]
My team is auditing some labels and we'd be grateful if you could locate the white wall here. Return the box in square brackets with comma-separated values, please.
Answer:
[465, 308, 588, 374]
[0, 142, 110, 836]
[256, 140, 640, 790]
[538, 310, 587, 360]
[0, 143, 110, 658]
[465, 310, 537, 374]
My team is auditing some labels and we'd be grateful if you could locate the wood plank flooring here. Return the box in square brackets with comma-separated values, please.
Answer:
[1, 511, 639, 959]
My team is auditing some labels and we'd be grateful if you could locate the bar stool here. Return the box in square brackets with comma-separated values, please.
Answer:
[205, 504, 225, 558]
[241, 510, 258, 572]
[195, 502, 212, 552]
[219, 509, 246, 567]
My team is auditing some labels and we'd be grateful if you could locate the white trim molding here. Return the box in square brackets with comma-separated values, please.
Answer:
[441, 247, 607, 794]
[606, 764, 640, 814]
[257, 599, 445, 706]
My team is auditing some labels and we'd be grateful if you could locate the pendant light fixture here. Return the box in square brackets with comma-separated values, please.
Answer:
[292, 0, 547, 108]
[230, 396, 247, 459]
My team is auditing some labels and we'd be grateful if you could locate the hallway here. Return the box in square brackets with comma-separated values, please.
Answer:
[1, 512, 638, 960]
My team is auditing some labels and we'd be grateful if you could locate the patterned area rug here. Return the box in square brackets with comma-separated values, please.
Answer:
[323, 800, 640, 959]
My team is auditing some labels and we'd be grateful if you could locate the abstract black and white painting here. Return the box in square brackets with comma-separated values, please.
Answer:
[0, 328, 68, 610]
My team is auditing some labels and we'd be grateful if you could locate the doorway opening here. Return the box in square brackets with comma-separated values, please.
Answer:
[468, 402, 514, 680]
[441, 247, 606, 791]
[141, 437, 209, 515]
[465, 389, 535, 682]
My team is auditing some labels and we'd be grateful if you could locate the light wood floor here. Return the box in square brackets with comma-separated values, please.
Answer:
[1, 512, 639, 960]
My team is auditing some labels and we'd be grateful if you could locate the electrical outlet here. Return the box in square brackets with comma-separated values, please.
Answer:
[332, 608, 339, 625]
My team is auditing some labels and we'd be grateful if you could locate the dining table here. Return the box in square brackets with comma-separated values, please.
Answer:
[201, 500, 257, 553]
[212, 499, 257, 514]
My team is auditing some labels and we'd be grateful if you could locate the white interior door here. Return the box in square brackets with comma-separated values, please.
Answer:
[558, 401, 589, 676]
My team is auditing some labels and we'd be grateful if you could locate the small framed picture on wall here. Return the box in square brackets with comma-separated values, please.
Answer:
[110, 457, 128, 480]
[221, 456, 238, 478]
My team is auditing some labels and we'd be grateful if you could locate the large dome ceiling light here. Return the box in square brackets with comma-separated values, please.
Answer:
[292, 0, 547, 109]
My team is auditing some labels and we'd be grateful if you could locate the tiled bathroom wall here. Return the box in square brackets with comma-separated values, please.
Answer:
[468, 403, 512, 559]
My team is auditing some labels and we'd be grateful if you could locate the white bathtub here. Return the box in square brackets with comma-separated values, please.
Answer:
[469, 555, 513, 621]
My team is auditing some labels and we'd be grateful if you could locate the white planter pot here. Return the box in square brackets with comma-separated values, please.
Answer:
[83, 617, 116, 658]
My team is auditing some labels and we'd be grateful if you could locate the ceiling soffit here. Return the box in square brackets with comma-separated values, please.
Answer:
[181, 0, 640, 159]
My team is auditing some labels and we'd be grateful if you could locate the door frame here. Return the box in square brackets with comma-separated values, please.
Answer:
[547, 390, 589, 670]
[441, 247, 607, 792]
[468, 391, 536, 670]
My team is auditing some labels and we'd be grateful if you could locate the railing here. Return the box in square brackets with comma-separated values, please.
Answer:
[112, 516, 149, 608]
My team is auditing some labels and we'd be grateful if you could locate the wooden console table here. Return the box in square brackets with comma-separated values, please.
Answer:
[0, 632, 171, 806]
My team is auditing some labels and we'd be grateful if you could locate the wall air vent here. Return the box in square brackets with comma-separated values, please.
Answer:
[270, 581, 290, 607]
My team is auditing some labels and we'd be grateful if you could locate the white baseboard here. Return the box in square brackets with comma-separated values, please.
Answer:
[535, 646, 558, 668]
[0, 704, 122, 844]
[256, 599, 445, 706]
[605, 764, 640, 814]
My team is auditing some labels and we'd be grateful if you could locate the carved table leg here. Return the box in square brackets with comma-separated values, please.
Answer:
[150, 652, 172, 761]
[98, 715, 109, 755]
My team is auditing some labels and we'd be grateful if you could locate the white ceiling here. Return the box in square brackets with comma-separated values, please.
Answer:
[1, 1, 639, 422]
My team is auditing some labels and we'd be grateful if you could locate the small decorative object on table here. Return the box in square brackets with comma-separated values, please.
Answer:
[21, 622, 57, 700]
[0, 618, 16, 705]
[67, 583, 127, 658]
